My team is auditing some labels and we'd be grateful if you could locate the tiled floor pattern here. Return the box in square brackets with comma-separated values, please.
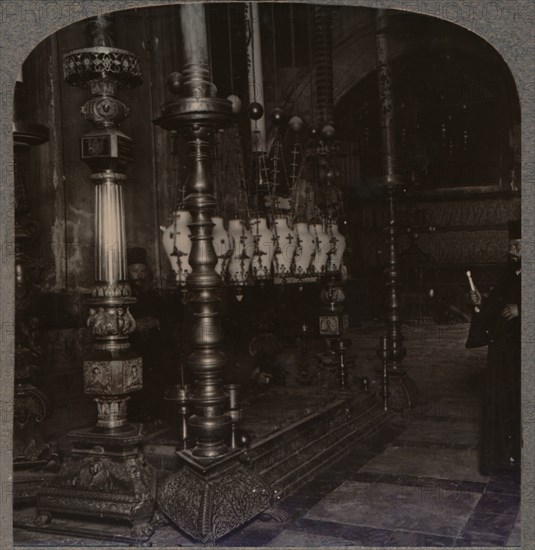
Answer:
[13, 324, 522, 547]
[216, 324, 521, 547]
[209, 411, 520, 548]
[14, 412, 521, 547]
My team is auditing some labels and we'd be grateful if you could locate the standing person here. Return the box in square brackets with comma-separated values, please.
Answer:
[127, 247, 163, 333]
[127, 247, 177, 423]
[467, 220, 521, 475]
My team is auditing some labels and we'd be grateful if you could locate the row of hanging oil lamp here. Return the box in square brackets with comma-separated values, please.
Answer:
[161, 209, 347, 289]
[161, 84, 347, 294]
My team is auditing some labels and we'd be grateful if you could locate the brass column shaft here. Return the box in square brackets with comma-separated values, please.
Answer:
[94, 173, 127, 285]
[376, 9, 399, 184]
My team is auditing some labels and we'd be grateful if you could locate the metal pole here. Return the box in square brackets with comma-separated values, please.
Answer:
[374, 10, 419, 411]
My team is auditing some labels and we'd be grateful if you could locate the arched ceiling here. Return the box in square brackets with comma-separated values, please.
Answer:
[275, 8, 517, 125]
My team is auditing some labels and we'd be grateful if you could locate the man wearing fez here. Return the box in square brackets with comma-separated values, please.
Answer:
[467, 220, 521, 475]
[127, 247, 162, 332]
[127, 247, 174, 422]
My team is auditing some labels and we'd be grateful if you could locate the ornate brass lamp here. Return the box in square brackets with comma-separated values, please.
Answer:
[34, 15, 155, 541]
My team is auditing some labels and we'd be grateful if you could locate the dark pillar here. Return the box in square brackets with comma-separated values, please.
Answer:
[13, 76, 51, 504]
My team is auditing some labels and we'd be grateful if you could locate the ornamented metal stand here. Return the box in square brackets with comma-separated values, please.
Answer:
[318, 274, 353, 389]
[225, 384, 244, 449]
[375, 10, 421, 411]
[164, 383, 192, 450]
[34, 15, 155, 540]
[154, 5, 272, 542]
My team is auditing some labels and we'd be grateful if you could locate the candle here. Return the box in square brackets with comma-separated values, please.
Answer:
[466, 270, 480, 313]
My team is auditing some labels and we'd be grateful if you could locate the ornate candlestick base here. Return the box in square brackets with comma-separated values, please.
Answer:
[35, 311, 156, 537]
[375, 336, 421, 412]
[384, 371, 422, 413]
[158, 454, 272, 543]
[36, 423, 155, 540]
[35, 329, 156, 539]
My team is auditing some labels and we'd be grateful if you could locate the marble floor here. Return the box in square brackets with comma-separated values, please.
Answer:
[13, 324, 524, 547]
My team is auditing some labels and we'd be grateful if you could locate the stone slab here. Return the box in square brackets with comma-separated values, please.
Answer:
[359, 446, 489, 483]
[268, 529, 355, 547]
[305, 480, 480, 538]
[506, 514, 521, 547]
[395, 420, 479, 448]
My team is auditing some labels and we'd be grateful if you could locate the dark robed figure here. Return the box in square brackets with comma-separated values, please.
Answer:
[467, 220, 521, 475]
[127, 247, 179, 421]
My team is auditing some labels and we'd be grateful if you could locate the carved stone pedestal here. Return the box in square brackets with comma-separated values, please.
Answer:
[36, 424, 155, 541]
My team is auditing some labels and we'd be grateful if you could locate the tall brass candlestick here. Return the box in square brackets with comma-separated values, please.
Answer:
[155, 3, 232, 458]
[35, 16, 155, 540]
[155, 7, 273, 541]
[374, 10, 419, 411]
[71, 15, 143, 432]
